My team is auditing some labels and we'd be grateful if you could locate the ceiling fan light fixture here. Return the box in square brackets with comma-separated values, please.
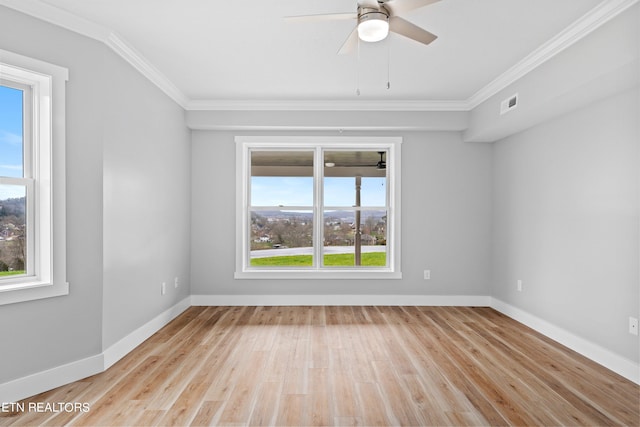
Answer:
[357, 10, 389, 42]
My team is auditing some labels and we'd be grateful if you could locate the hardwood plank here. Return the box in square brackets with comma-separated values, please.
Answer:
[370, 306, 418, 375]
[457, 307, 635, 426]
[274, 394, 306, 427]
[5, 306, 637, 427]
[158, 381, 211, 427]
[70, 354, 164, 426]
[310, 305, 326, 326]
[247, 381, 281, 426]
[282, 365, 308, 395]
[189, 400, 223, 427]
[306, 368, 333, 426]
[398, 307, 512, 425]
[250, 308, 280, 352]
[444, 307, 587, 426]
[355, 382, 392, 426]
[400, 374, 455, 426]
[144, 344, 210, 411]
[333, 416, 363, 426]
[130, 409, 166, 427]
[331, 368, 358, 418]
[218, 351, 269, 424]
[310, 325, 330, 369]
[371, 360, 423, 426]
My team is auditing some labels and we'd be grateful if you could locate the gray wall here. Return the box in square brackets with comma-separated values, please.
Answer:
[191, 130, 493, 296]
[0, 6, 104, 384]
[465, 3, 639, 143]
[102, 48, 191, 349]
[491, 87, 639, 363]
[0, 6, 191, 382]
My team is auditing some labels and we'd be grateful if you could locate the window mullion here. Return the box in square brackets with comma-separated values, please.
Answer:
[25, 179, 35, 276]
[23, 84, 33, 179]
[314, 147, 323, 269]
[245, 146, 251, 270]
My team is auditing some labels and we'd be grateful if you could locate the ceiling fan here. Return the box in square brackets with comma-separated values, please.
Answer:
[285, 0, 441, 54]
[375, 151, 386, 169]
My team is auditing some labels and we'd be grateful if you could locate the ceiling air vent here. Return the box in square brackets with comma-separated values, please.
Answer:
[500, 93, 518, 115]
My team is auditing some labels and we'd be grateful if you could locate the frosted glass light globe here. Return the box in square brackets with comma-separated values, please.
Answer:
[357, 16, 389, 42]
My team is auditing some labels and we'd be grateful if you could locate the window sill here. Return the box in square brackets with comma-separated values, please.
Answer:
[235, 270, 402, 280]
[0, 280, 69, 305]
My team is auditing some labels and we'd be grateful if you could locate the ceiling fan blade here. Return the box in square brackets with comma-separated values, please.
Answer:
[338, 26, 359, 55]
[383, 0, 441, 16]
[284, 12, 356, 22]
[389, 16, 437, 45]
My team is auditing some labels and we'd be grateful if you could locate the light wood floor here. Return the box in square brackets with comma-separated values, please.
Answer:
[1, 306, 638, 426]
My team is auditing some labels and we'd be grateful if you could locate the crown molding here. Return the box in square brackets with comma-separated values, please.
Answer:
[0, 0, 188, 108]
[185, 99, 470, 111]
[105, 33, 189, 107]
[1, 0, 636, 112]
[467, 0, 639, 109]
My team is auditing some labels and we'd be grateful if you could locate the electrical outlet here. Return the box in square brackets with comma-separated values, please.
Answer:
[517, 280, 522, 292]
[629, 317, 638, 336]
[174, 277, 179, 288]
[161, 282, 166, 295]
[423, 270, 430, 280]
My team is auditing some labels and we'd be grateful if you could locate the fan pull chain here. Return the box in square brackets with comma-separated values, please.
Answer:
[356, 37, 361, 96]
[386, 37, 391, 90]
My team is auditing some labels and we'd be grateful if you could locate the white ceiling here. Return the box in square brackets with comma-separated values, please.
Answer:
[4, 0, 611, 105]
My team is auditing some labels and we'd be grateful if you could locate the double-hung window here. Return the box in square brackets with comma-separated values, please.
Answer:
[235, 136, 401, 279]
[0, 49, 68, 305]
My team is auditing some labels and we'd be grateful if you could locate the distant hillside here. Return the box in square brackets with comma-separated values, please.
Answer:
[252, 210, 386, 220]
[0, 197, 26, 219]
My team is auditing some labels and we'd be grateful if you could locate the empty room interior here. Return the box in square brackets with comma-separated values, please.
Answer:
[0, 0, 638, 425]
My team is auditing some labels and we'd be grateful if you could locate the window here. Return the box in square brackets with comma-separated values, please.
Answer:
[236, 136, 401, 279]
[0, 49, 68, 305]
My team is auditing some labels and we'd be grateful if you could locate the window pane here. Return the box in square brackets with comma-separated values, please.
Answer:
[323, 210, 387, 267]
[251, 177, 313, 207]
[250, 210, 313, 267]
[0, 185, 26, 277]
[0, 85, 24, 178]
[251, 151, 313, 206]
[324, 177, 386, 207]
[324, 151, 386, 207]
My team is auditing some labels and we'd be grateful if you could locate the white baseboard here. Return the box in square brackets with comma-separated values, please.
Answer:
[191, 294, 492, 307]
[103, 296, 191, 369]
[490, 298, 640, 385]
[0, 354, 104, 404]
[0, 296, 192, 404]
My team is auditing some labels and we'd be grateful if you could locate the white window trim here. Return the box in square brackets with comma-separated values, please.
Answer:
[235, 136, 402, 280]
[0, 49, 68, 305]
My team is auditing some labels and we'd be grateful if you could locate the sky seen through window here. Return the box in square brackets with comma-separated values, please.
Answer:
[0, 85, 24, 200]
[251, 176, 386, 207]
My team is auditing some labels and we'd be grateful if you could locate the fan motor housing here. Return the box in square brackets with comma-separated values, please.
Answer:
[357, 6, 390, 42]
[357, 6, 390, 23]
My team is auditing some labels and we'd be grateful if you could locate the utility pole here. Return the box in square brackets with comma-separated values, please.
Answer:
[355, 175, 361, 266]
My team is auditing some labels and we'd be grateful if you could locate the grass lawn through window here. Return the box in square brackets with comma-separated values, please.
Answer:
[250, 252, 386, 267]
[0, 270, 25, 277]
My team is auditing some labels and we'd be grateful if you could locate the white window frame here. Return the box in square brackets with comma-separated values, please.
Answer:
[0, 49, 68, 305]
[235, 136, 402, 280]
